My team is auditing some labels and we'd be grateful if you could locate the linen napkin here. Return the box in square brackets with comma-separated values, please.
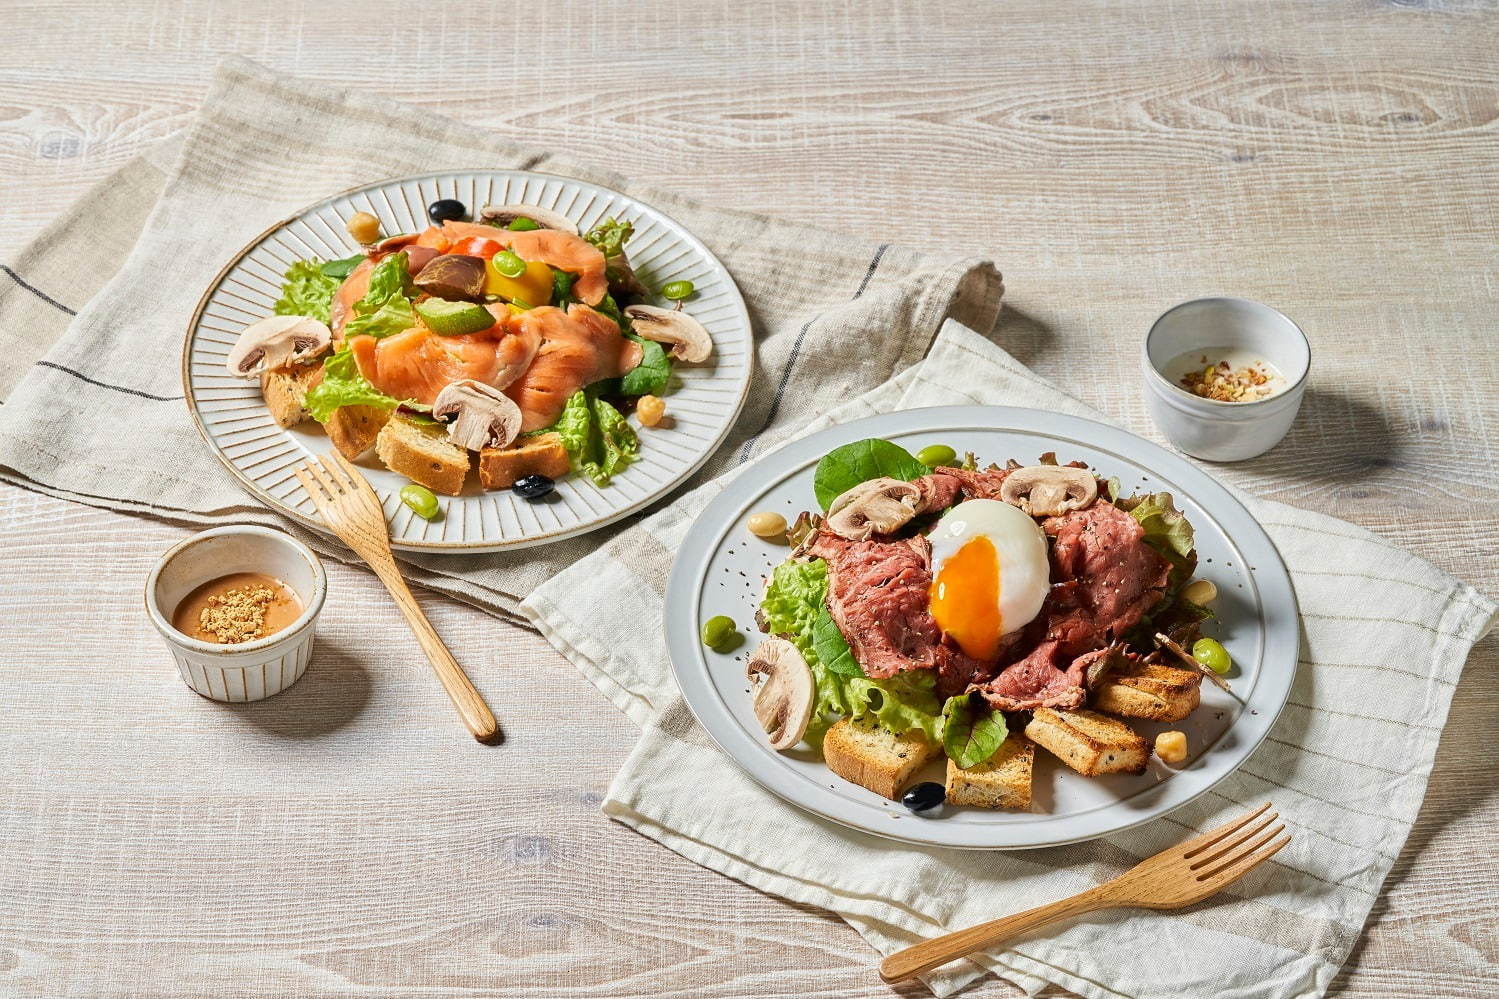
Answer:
[520, 319, 1497, 999]
[0, 57, 1001, 619]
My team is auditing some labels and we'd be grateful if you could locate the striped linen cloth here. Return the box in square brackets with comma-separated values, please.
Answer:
[0, 57, 1001, 618]
[521, 319, 1497, 999]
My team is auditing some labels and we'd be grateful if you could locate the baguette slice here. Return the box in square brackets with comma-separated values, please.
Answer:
[478, 432, 570, 490]
[1092, 661, 1202, 722]
[376, 413, 470, 496]
[326, 405, 391, 460]
[259, 364, 319, 428]
[1025, 708, 1150, 776]
[945, 734, 1034, 809]
[823, 717, 942, 800]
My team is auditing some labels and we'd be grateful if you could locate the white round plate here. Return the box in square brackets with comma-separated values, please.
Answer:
[184, 170, 753, 552]
[664, 406, 1299, 850]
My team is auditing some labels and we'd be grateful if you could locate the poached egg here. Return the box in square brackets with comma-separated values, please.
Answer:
[928, 499, 1049, 660]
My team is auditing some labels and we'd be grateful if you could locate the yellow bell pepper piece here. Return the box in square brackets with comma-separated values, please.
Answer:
[485, 258, 553, 308]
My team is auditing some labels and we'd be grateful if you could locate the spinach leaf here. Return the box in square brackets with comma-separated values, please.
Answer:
[812, 606, 862, 677]
[940, 693, 1008, 769]
[618, 336, 672, 396]
[812, 438, 928, 510]
[552, 270, 576, 307]
[319, 254, 366, 280]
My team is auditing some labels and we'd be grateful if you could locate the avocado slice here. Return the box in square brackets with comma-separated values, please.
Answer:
[414, 298, 495, 336]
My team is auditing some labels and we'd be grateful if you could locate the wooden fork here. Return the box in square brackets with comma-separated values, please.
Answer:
[293, 452, 500, 744]
[879, 804, 1289, 984]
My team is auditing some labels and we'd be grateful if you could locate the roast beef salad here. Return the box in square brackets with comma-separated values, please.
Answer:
[730, 439, 1231, 813]
[224, 199, 711, 513]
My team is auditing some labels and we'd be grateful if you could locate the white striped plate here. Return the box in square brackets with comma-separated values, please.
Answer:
[183, 171, 753, 551]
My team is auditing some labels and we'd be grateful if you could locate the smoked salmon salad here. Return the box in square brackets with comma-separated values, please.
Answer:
[224, 198, 714, 504]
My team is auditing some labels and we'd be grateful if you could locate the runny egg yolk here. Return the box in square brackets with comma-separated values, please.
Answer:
[929, 535, 1002, 661]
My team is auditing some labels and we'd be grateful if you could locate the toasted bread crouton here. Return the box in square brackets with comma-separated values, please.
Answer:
[376, 413, 470, 495]
[945, 734, 1034, 809]
[478, 432, 570, 490]
[1025, 708, 1150, 776]
[326, 405, 391, 460]
[1092, 661, 1202, 722]
[823, 717, 942, 800]
[259, 364, 319, 428]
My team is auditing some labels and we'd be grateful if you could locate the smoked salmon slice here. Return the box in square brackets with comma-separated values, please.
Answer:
[348, 324, 540, 407]
[440, 222, 609, 306]
[505, 304, 643, 431]
[328, 258, 374, 339]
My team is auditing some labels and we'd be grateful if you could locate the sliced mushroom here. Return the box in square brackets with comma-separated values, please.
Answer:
[623, 305, 712, 363]
[431, 379, 523, 452]
[745, 637, 815, 751]
[478, 204, 580, 235]
[226, 315, 332, 377]
[825, 477, 924, 540]
[999, 465, 1098, 517]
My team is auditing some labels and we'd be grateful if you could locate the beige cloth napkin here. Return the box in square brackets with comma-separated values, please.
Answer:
[0, 57, 1001, 619]
[521, 319, 1497, 999]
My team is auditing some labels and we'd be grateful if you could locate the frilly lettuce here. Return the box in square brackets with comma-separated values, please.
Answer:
[273, 259, 340, 325]
[555, 390, 638, 486]
[304, 347, 398, 424]
[760, 557, 944, 744]
[344, 252, 416, 340]
[1116, 490, 1196, 587]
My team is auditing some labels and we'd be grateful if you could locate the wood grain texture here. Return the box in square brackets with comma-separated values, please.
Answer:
[0, 0, 1496, 996]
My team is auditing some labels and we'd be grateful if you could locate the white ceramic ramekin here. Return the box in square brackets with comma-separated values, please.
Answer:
[1141, 297, 1311, 462]
[145, 525, 327, 702]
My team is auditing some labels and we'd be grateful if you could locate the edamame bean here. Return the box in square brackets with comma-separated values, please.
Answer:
[917, 444, 958, 468]
[492, 250, 527, 278]
[507, 217, 541, 231]
[1192, 637, 1231, 674]
[399, 484, 441, 521]
[661, 280, 695, 301]
[701, 615, 742, 652]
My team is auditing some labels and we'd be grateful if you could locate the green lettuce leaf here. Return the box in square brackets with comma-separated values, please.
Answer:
[618, 336, 672, 396]
[1117, 490, 1196, 587]
[846, 670, 944, 743]
[303, 346, 399, 423]
[759, 556, 944, 744]
[941, 693, 1009, 769]
[812, 438, 928, 510]
[344, 252, 416, 340]
[319, 254, 365, 280]
[553, 390, 639, 486]
[584, 218, 634, 258]
[273, 259, 340, 324]
[812, 606, 861, 677]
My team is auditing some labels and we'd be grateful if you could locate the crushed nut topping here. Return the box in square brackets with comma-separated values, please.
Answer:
[1179, 356, 1278, 402]
[197, 584, 285, 644]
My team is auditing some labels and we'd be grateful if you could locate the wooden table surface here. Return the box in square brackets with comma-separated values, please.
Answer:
[2, 2, 1495, 996]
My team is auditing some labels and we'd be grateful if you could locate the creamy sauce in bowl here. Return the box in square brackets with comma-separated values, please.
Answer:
[1162, 347, 1286, 403]
[171, 572, 304, 645]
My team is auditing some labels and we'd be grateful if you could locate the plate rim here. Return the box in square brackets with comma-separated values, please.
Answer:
[664, 404, 1301, 850]
[182, 168, 754, 553]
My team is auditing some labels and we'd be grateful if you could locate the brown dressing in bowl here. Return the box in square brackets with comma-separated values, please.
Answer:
[171, 572, 304, 645]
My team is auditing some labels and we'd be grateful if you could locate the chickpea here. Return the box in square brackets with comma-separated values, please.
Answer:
[636, 394, 666, 427]
[1155, 730, 1188, 765]
[1181, 578, 1217, 605]
[345, 210, 382, 245]
[746, 511, 788, 539]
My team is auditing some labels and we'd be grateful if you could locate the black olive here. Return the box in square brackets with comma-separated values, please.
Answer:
[427, 198, 467, 224]
[512, 474, 556, 501]
[900, 781, 945, 815]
